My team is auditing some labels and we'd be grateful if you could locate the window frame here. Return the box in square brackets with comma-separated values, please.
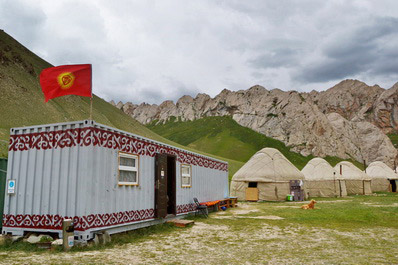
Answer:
[181, 164, 192, 188]
[118, 151, 139, 186]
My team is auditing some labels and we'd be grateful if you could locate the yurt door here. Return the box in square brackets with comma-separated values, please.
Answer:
[363, 180, 372, 195]
[246, 182, 259, 201]
[155, 153, 168, 218]
[390, 180, 397, 192]
[339, 180, 347, 197]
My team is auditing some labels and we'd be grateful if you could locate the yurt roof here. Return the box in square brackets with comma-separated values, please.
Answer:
[232, 148, 304, 182]
[334, 161, 370, 180]
[301, 157, 342, 180]
[366, 161, 398, 180]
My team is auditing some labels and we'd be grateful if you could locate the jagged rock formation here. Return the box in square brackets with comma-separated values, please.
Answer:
[309, 80, 398, 134]
[372, 83, 398, 132]
[111, 80, 398, 166]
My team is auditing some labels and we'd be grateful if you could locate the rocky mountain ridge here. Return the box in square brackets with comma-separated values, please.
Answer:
[111, 79, 398, 167]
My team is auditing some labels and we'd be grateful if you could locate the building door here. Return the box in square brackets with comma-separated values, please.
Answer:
[166, 156, 176, 215]
[155, 153, 168, 218]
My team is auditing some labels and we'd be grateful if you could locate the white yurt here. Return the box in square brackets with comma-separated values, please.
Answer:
[230, 148, 305, 201]
[301, 158, 347, 198]
[366, 161, 398, 192]
[334, 161, 372, 195]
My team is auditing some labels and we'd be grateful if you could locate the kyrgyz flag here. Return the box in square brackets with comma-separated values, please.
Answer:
[40, 64, 92, 102]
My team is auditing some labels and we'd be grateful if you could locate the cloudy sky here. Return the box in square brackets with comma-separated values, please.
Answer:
[1, 0, 398, 104]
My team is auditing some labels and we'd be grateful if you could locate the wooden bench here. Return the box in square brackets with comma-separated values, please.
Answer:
[217, 197, 238, 210]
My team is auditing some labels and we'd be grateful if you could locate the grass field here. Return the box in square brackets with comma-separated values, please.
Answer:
[1, 193, 397, 264]
[148, 116, 365, 171]
[388, 134, 398, 149]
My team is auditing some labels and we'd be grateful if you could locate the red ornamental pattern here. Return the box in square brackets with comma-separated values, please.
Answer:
[9, 127, 228, 171]
[176, 203, 196, 214]
[2, 209, 155, 231]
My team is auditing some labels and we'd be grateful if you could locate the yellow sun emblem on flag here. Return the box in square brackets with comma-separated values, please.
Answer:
[57, 72, 75, 90]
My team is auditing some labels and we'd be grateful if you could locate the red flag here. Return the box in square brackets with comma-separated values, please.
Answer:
[40, 64, 92, 102]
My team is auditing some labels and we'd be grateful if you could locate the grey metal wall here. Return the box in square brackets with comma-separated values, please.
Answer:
[3, 121, 89, 234]
[86, 146, 155, 215]
[176, 163, 229, 207]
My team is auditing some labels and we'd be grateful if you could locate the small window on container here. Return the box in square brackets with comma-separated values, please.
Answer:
[181, 164, 192, 188]
[118, 152, 139, 186]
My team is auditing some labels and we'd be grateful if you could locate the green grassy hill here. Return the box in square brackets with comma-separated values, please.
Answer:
[0, 30, 165, 156]
[0, 30, 243, 178]
[147, 116, 364, 171]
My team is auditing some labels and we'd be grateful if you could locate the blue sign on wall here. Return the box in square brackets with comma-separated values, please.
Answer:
[7, 180, 16, 194]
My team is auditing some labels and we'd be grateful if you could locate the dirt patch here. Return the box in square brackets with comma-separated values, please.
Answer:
[237, 202, 260, 209]
[212, 215, 285, 220]
[242, 215, 284, 220]
[212, 215, 235, 219]
[231, 209, 260, 215]
[361, 202, 398, 207]
[367, 204, 398, 208]
[189, 222, 229, 232]
[317, 199, 353, 203]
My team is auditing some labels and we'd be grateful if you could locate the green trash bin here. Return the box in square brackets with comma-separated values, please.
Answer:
[286, 194, 293, 201]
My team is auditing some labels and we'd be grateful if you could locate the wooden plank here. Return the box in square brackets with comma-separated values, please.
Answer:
[166, 219, 195, 228]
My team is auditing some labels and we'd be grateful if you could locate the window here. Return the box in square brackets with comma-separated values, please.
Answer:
[181, 164, 192, 188]
[118, 152, 139, 185]
[248, 182, 258, 188]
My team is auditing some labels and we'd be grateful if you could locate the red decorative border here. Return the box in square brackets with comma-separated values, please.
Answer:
[9, 127, 228, 171]
[3, 203, 212, 231]
[176, 203, 196, 214]
[2, 209, 155, 232]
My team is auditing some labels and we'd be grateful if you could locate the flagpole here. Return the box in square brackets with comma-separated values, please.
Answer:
[89, 96, 93, 120]
[89, 64, 93, 120]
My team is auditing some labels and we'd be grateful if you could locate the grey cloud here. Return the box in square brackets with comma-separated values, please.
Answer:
[296, 59, 369, 83]
[296, 17, 398, 83]
[250, 48, 299, 69]
[2, 0, 398, 103]
[0, 0, 46, 45]
[108, 76, 200, 105]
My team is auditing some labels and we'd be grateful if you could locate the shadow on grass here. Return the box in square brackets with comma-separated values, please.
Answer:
[0, 222, 186, 253]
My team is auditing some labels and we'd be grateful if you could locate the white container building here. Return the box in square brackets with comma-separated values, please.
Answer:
[2, 120, 228, 241]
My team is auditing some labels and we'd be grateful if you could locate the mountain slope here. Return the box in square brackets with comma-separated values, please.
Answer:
[0, 30, 162, 147]
[147, 116, 364, 170]
[0, 30, 243, 180]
